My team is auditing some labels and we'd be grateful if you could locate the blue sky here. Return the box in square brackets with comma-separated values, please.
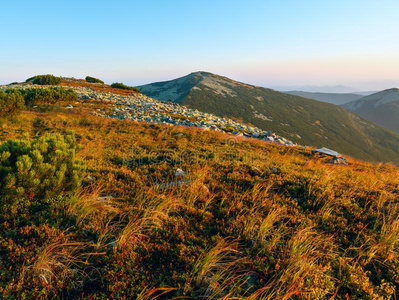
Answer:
[2, 0, 399, 90]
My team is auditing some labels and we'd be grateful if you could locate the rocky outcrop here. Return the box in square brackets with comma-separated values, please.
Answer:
[0, 83, 296, 147]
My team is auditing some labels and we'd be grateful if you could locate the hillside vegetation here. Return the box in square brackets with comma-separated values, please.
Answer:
[0, 86, 77, 117]
[0, 89, 25, 117]
[26, 75, 62, 86]
[86, 76, 105, 84]
[1, 100, 399, 299]
[111, 82, 141, 93]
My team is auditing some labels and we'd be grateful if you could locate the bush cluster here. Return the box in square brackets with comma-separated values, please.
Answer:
[26, 74, 62, 85]
[111, 82, 141, 93]
[0, 87, 78, 117]
[85, 76, 104, 84]
[21, 86, 77, 106]
[0, 131, 85, 203]
[0, 89, 25, 117]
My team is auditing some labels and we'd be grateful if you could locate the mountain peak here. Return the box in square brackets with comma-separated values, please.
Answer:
[138, 71, 255, 103]
[188, 71, 214, 77]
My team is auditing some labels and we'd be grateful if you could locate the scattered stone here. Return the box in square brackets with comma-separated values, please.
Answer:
[265, 136, 275, 142]
[331, 157, 348, 165]
[200, 184, 210, 195]
[97, 195, 113, 201]
[0, 83, 297, 147]
[312, 147, 348, 165]
[312, 147, 341, 157]
[175, 168, 186, 177]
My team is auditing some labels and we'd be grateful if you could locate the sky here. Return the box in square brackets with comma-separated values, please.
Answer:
[2, 0, 399, 91]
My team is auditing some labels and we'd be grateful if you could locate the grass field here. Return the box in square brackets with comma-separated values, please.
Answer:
[1, 101, 399, 299]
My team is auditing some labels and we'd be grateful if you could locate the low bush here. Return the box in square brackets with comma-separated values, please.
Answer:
[111, 82, 141, 93]
[86, 76, 104, 84]
[0, 131, 85, 203]
[21, 86, 77, 106]
[0, 89, 25, 117]
[26, 74, 62, 85]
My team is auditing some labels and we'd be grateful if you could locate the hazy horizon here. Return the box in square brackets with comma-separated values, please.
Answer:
[2, 0, 398, 92]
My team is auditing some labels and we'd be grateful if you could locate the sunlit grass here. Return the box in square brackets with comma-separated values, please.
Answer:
[1, 107, 399, 299]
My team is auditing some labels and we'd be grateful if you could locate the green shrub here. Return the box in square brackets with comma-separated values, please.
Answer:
[0, 89, 25, 117]
[0, 131, 86, 203]
[85, 76, 104, 84]
[111, 82, 141, 93]
[26, 74, 62, 85]
[21, 87, 77, 106]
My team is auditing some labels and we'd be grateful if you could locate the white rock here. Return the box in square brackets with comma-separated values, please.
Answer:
[175, 168, 186, 177]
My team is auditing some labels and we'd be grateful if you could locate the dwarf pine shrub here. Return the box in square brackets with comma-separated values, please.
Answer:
[21, 87, 77, 106]
[111, 82, 141, 93]
[26, 74, 62, 85]
[85, 76, 104, 84]
[0, 131, 86, 204]
[0, 89, 25, 117]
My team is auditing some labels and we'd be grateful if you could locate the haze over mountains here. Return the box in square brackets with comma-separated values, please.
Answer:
[342, 88, 399, 134]
[271, 84, 378, 94]
[139, 71, 399, 164]
[283, 91, 364, 105]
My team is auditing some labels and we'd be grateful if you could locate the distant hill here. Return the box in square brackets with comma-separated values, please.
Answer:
[138, 72, 399, 164]
[342, 88, 399, 134]
[273, 84, 359, 93]
[283, 91, 363, 105]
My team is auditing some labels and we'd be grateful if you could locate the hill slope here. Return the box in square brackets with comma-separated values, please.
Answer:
[139, 72, 399, 164]
[342, 88, 399, 134]
[284, 90, 363, 105]
[1, 105, 399, 299]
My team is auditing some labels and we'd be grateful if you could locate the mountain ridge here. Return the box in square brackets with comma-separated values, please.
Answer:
[341, 88, 399, 134]
[139, 71, 399, 164]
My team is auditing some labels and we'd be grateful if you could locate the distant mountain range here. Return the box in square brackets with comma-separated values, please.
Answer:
[283, 91, 364, 105]
[272, 85, 377, 94]
[138, 72, 399, 164]
[342, 88, 399, 134]
[273, 84, 359, 93]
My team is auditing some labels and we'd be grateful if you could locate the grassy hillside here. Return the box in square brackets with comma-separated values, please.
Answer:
[357, 103, 399, 133]
[1, 103, 399, 299]
[139, 72, 399, 165]
[342, 89, 399, 134]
